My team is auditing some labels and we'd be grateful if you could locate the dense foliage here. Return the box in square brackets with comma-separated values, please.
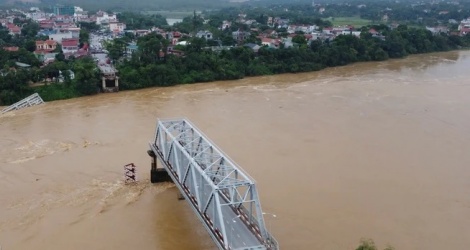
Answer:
[0, 55, 100, 105]
[113, 25, 470, 91]
[117, 12, 168, 30]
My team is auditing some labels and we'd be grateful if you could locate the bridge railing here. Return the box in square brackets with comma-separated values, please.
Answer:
[150, 118, 279, 250]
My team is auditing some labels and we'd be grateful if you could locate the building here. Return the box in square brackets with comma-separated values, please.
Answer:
[35, 40, 58, 53]
[426, 26, 449, 34]
[61, 38, 79, 53]
[95, 11, 117, 25]
[221, 20, 231, 30]
[60, 27, 81, 38]
[196, 30, 213, 40]
[39, 20, 55, 29]
[3, 46, 19, 52]
[244, 43, 261, 53]
[109, 22, 126, 33]
[53, 5, 75, 16]
[458, 18, 470, 30]
[126, 43, 138, 58]
[74, 11, 89, 21]
[232, 30, 251, 43]
[26, 10, 46, 21]
[6, 23, 21, 36]
[49, 32, 73, 43]
[261, 38, 281, 48]
[58, 70, 75, 82]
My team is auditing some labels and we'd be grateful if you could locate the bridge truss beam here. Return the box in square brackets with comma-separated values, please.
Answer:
[149, 118, 279, 250]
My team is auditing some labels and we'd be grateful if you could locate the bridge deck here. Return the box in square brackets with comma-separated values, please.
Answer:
[149, 118, 278, 250]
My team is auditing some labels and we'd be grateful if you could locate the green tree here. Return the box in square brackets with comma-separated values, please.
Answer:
[79, 29, 90, 44]
[292, 35, 307, 45]
[73, 57, 100, 95]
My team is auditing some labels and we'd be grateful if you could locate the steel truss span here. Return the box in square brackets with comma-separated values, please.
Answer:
[149, 118, 279, 250]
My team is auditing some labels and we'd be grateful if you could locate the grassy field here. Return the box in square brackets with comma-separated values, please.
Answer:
[323, 16, 374, 27]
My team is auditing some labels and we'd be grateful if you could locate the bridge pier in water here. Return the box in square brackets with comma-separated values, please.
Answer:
[147, 150, 172, 183]
[97, 62, 119, 93]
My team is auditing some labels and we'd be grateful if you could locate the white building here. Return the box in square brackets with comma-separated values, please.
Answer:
[26, 11, 46, 21]
[96, 11, 117, 25]
[341, 30, 361, 37]
[58, 70, 75, 82]
[49, 32, 73, 43]
[196, 30, 213, 40]
[109, 22, 126, 33]
[74, 11, 89, 21]
[458, 18, 470, 30]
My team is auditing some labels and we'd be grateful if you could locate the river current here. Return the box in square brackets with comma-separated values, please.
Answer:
[1, 51, 470, 250]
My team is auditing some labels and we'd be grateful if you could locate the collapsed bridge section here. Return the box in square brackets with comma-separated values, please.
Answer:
[148, 118, 279, 250]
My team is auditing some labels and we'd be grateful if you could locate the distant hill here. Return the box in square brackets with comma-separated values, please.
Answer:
[0, 0, 236, 11]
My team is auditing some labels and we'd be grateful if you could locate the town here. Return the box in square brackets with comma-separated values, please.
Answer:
[1, 1, 470, 106]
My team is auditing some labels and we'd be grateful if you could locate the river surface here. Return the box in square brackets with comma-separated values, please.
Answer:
[1, 51, 470, 250]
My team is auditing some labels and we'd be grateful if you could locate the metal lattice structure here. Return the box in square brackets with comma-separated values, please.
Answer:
[1, 93, 44, 113]
[149, 118, 279, 250]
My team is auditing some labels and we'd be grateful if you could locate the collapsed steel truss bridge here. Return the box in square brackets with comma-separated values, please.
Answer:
[148, 118, 279, 250]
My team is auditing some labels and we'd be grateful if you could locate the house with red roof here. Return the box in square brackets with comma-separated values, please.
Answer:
[261, 38, 282, 48]
[460, 27, 470, 36]
[3, 46, 19, 52]
[61, 38, 79, 53]
[35, 40, 58, 53]
[39, 20, 55, 29]
[458, 18, 470, 36]
[6, 23, 21, 35]
[369, 28, 379, 35]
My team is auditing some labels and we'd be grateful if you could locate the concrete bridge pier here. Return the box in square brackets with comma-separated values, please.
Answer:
[147, 150, 172, 183]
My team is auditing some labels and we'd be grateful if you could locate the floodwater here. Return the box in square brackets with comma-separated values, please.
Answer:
[1, 51, 470, 250]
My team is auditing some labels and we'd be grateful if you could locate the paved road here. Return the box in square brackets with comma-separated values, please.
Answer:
[90, 34, 109, 63]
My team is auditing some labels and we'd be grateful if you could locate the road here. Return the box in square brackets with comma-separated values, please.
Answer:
[90, 34, 109, 63]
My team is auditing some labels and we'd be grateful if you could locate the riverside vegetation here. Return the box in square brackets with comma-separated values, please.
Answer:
[1, 3, 470, 105]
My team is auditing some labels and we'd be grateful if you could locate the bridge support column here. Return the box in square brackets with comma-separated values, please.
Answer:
[147, 150, 172, 183]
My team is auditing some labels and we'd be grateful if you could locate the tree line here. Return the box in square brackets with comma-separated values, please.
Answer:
[113, 25, 470, 91]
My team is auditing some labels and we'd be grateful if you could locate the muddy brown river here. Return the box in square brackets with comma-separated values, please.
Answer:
[1, 51, 470, 250]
